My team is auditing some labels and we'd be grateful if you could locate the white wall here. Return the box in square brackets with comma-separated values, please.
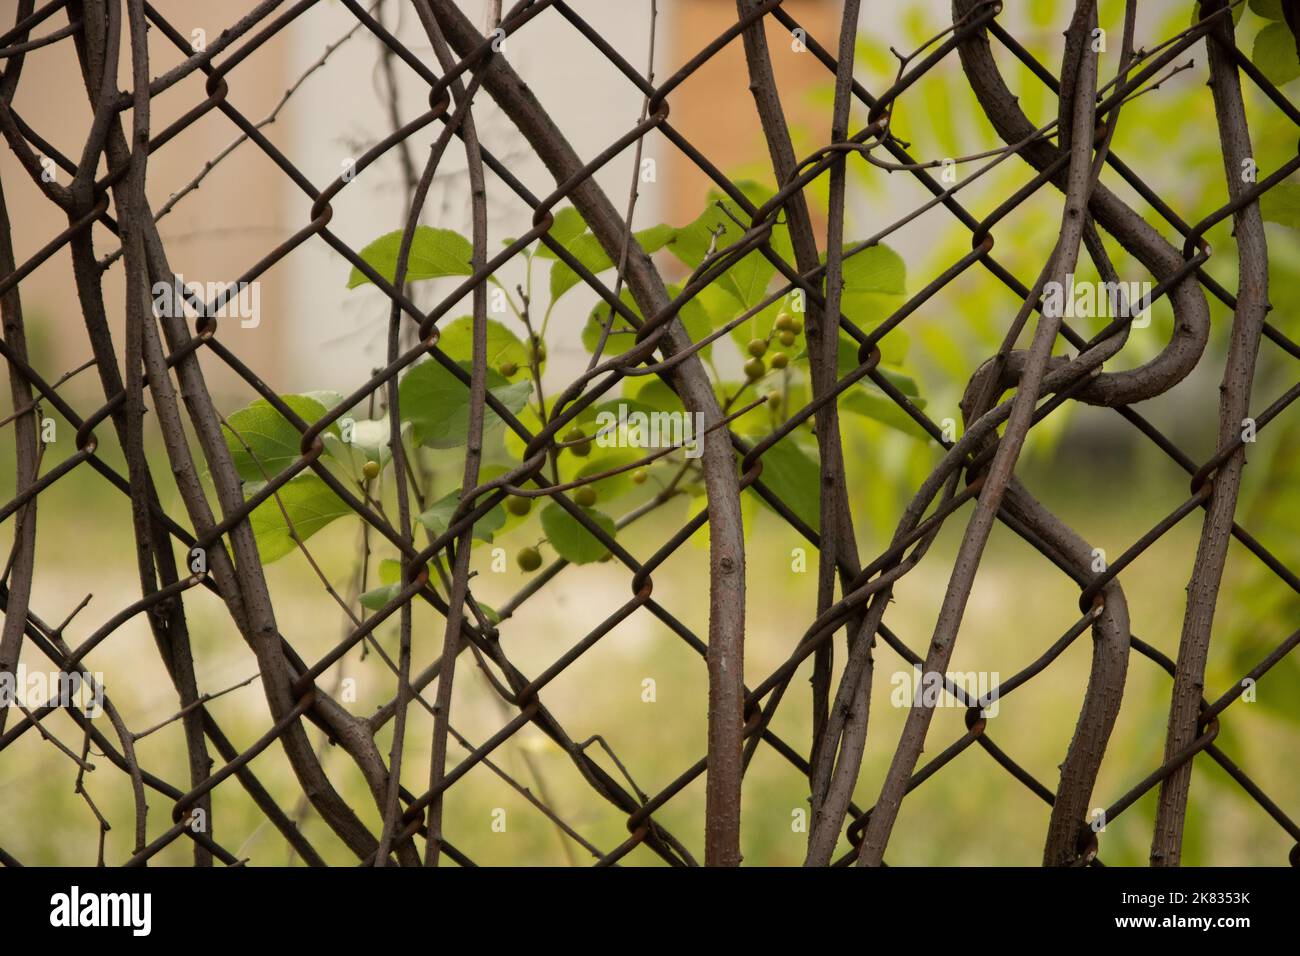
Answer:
[285, 0, 675, 392]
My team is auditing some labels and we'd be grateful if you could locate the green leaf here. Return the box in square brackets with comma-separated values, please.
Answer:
[300, 390, 344, 411]
[548, 225, 676, 303]
[378, 558, 403, 585]
[435, 315, 533, 381]
[745, 431, 820, 532]
[717, 241, 905, 357]
[580, 289, 642, 357]
[1261, 181, 1300, 229]
[1192, 0, 1245, 25]
[361, 581, 402, 611]
[533, 207, 588, 257]
[697, 281, 746, 329]
[399, 361, 531, 449]
[417, 488, 505, 543]
[838, 243, 906, 298]
[360, 558, 421, 610]
[574, 397, 662, 434]
[877, 365, 922, 398]
[502, 402, 546, 465]
[540, 502, 616, 564]
[580, 284, 712, 360]
[347, 226, 473, 289]
[1252, 21, 1300, 86]
[805, 350, 929, 438]
[223, 395, 339, 482]
[665, 283, 714, 357]
[794, 333, 915, 385]
[1250, 0, 1284, 19]
[878, 328, 910, 367]
[841, 387, 930, 439]
[359, 584, 400, 611]
[622, 376, 685, 415]
[561, 449, 642, 504]
[670, 181, 790, 309]
[248, 475, 350, 563]
[835, 245, 908, 342]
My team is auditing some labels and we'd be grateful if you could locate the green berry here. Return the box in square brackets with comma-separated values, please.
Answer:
[575, 486, 597, 507]
[743, 357, 766, 381]
[770, 352, 789, 370]
[517, 546, 542, 572]
[505, 496, 532, 517]
[564, 427, 591, 457]
[790, 318, 803, 334]
[498, 360, 519, 378]
[778, 330, 796, 347]
[747, 338, 767, 358]
[362, 460, 380, 480]
[775, 312, 795, 332]
[631, 469, 648, 485]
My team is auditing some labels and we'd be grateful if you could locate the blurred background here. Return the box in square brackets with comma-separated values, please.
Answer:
[1, 0, 1298, 865]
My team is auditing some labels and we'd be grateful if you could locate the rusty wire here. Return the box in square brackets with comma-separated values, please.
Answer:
[0, 0, 1297, 867]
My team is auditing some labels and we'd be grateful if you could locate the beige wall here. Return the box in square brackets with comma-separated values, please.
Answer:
[1, 1, 842, 398]
[665, 0, 837, 231]
[1, 0, 289, 395]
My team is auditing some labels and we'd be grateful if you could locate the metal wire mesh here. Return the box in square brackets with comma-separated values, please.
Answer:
[0, 0, 1297, 867]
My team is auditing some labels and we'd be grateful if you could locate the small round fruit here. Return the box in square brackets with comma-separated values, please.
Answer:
[775, 312, 795, 332]
[530, 337, 547, 363]
[362, 460, 380, 481]
[517, 546, 543, 572]
[747, 338, 768, 358]
[505, 495, 532, 517]
[778, 330, 796, 347]
[631, 469, 648, 485]
[498, 360, 519, 378]
[564, 427, 591, 457]
[790, 318, 804, 334]
[743, 357, 766, 381]
[575, 486, 597, 507]
[770, 352, 789, 370]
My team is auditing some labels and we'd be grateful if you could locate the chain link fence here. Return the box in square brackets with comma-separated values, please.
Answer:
[0, 0, 1297, 866]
